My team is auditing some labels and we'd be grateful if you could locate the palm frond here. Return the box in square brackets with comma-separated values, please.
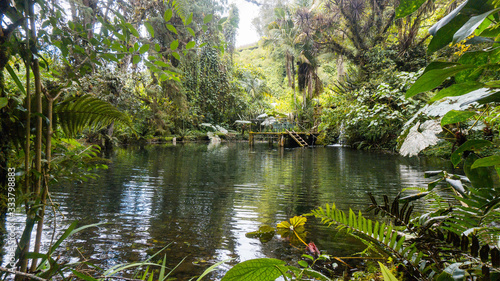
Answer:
[54, 95, 131, 137]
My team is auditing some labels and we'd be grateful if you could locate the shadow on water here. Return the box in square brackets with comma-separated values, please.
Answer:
[2, 143, 455, 279]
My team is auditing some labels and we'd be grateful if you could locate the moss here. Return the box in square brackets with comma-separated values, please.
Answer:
[421, 141, 453, 158]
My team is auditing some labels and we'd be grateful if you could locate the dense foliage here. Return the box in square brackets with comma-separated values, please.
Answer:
[1, 0, 500, 280]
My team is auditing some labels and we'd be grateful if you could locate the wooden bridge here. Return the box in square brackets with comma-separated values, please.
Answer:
[249, 130, 316, 147]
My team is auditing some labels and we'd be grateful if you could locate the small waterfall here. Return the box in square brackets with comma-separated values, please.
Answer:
[329, 122, 346, 147]
[338, 122, 346, 145]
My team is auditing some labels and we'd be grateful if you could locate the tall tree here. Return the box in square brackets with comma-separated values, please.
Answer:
[319, 0, 396, 68]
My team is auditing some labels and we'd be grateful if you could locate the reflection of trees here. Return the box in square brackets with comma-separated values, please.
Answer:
[42, 143, 450, 280]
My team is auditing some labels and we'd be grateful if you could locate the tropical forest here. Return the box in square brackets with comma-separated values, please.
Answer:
[1, 0, 500, 280]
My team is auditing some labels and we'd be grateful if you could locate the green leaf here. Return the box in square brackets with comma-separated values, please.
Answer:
[428, 14, 469, 54]
[158, 255, 166, 281]
[55, 95, 131, 137]
[155, 43, 161, 52]
[139, 44, 150, 54]
[185, 13, 193, 25]
[451, 140, 492, 167]
[186, 41, 196, 50]
[164, 9, 173, 22]
[441, 110, 476, 126]
[471, 155, 500, 169]
[422, 62, 461, 75]
[406, 65, 474, 97]
[170, 40, 179, 51]
[456, 51, 489, 83]
[125, 23, 140, 37]
[204, 14, 213, 24]
[396, 0, 427, 19]
[196, 259, 232, 281]
[133, 55, 140, 64]
[298, 260, 308, 268]
[221, 258, 287, 281]
[453, 8, 500, 43]
[172, 52, 180, 60]
[219, 17, 228, 25]
[187, 27, 196, 37]
[6, 64, 25, 95]
[144, 22, 154, 38]
[154, 61, 169, 68]
[166, 24, 178, 34]
[430, 82, 483, 102]
[378, 262, 399, 281]
[0, 97, 8, 109]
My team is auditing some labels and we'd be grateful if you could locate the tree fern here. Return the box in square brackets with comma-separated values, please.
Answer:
[53, 95, 131, 137]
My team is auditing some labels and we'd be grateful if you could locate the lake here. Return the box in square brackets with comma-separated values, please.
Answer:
[3, 142, 455, 280]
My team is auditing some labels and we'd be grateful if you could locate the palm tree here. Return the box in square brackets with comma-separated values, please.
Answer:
[264, 0, 322, 110]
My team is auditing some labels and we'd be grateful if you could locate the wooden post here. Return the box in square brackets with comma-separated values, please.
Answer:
[279, 134, 285, 147]
[249, 132, 254, 146]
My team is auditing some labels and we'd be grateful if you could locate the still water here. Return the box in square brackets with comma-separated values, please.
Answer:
[5, 143, 454, 279]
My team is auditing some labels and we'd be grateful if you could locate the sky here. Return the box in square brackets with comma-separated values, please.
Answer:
[229, 0, 261, 47]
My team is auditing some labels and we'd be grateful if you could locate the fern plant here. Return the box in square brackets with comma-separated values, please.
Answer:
[54, 95, 131, 137]
[309, 185, 500, 280]
[309, 203, 433, 280]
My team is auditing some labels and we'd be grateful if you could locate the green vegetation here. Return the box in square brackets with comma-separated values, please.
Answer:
[1, 0, 500, 279]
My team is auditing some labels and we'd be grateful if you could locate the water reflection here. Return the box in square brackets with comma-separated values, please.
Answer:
[3, 143, 454, 279]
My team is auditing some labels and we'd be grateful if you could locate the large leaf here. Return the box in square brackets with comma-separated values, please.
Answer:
[396, 0, 427, 19]
[422, 62, 461, 74]
[451, 140, 492, 167]
[221, 258, 287, 281]
[428, 14, 470, 54]
[453, 8, 500, 43]
[459, 89, 500, 106]
[441, 110, 476, 126]
[430, 82, 483, 102]
[406, 64, 474, 97]
[471, 155, 500, 169]
[399, 120, 442, 157]
[456, 51, 489, 83]
[428, 1, 467, 35]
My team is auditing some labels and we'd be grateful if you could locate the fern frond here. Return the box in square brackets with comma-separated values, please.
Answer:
[167, 0, 187, 21]
[309, 204, 431, 280]
[54, 95, 131, 137]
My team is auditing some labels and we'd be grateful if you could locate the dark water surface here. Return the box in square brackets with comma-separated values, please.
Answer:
[5, 143, 454, 279]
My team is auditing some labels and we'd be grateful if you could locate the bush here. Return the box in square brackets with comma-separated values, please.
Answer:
[320, 71, 425, 149]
